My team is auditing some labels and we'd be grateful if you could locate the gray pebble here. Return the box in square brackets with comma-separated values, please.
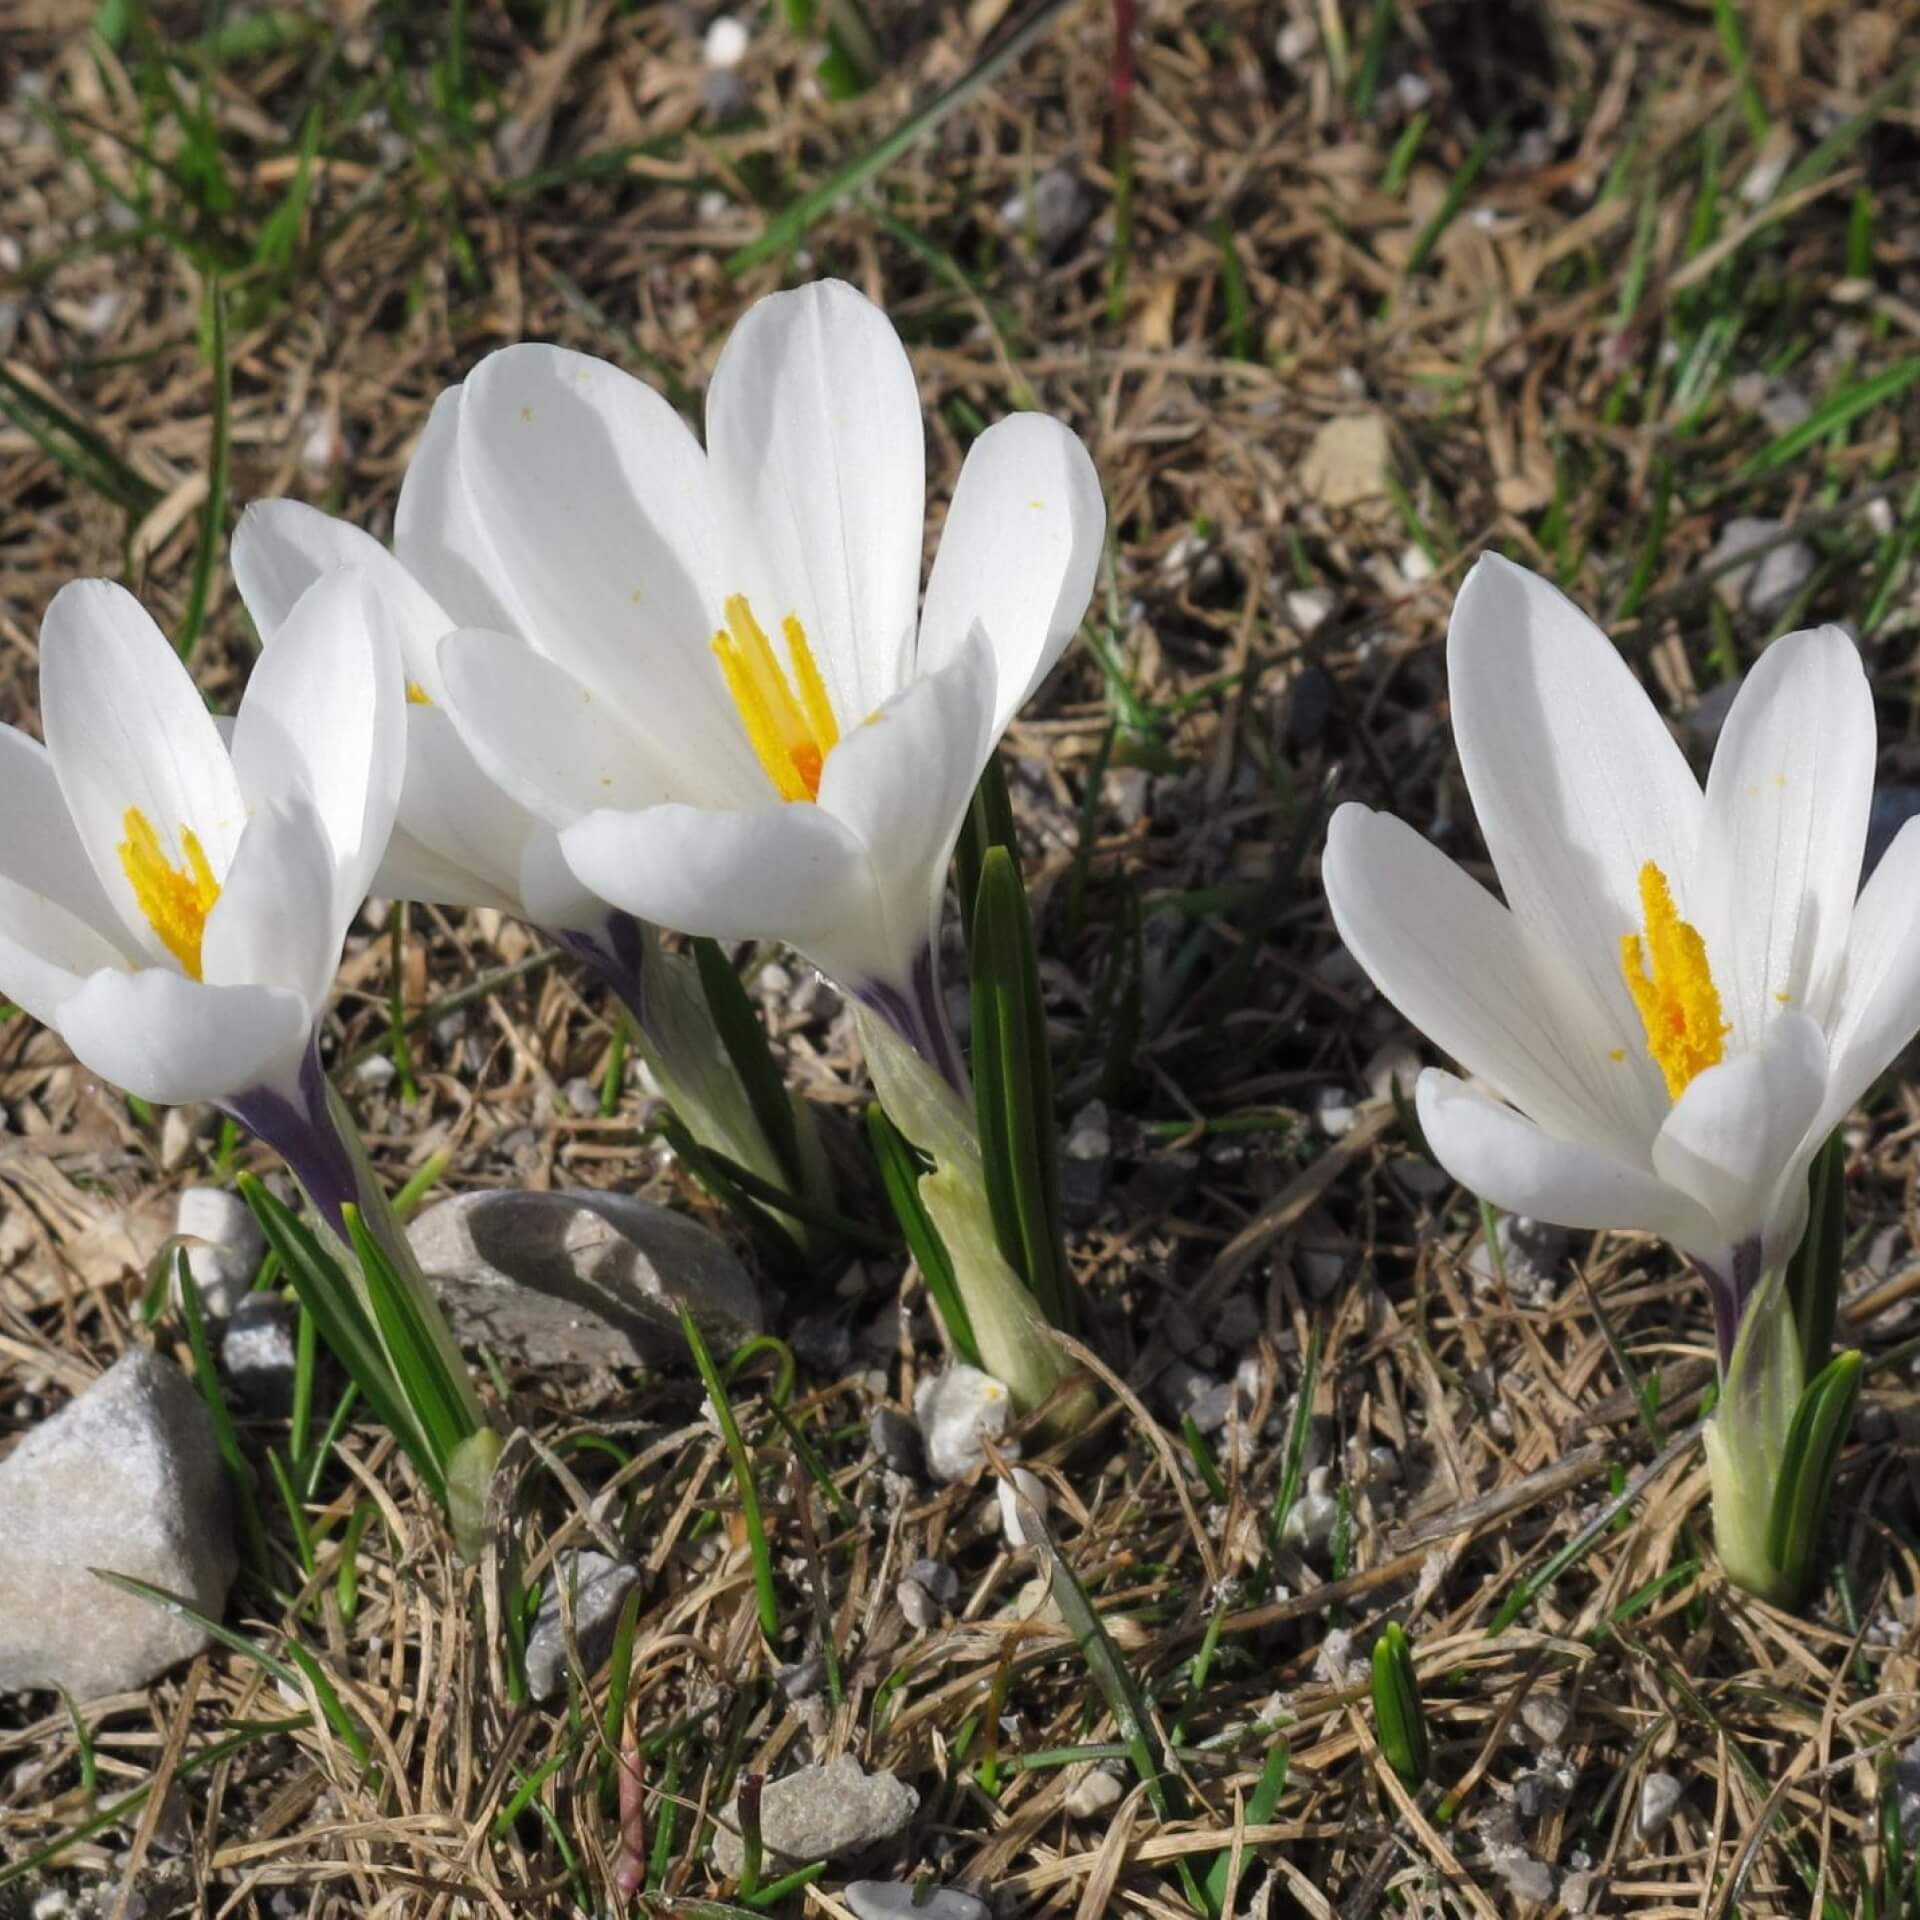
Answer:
[523, 1551, 638, 1702]
[220, 1295, 300, 1415]
[1636, 1770, 1683, 1839]
[869, 1407, 924, 1478]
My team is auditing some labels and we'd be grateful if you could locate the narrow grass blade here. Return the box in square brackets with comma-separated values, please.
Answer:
[1784, 1130, 1845, 1379]
[656, 1115, 811, 1288]
[726, 0, 1075, 273]
[174, 276, 230, 660]
[0, 364, 163, 518]
[1215, 216, 1253, 359]
[677, 1305, 780, 1642]
[1737, 357, 1920, 482]
[1015, 1479, 1208, 1913]
[868, 1104, 980, 1366]
[1397, 116, 1504, 283]
[1369, 1622, 1429, 1788]
[343, 1202, 476, 1470]
[1709, 0, 1769, 142]
[956, 752, 1020, 953]
[692, 938, 804, 1193]
[1201, 1741, 1289, 1915]
[1268, 1320, 1323, 1553]
[0, 1721, 306, 1888]
[237, 1174, 445, 1504]
[1777, 54, 1920, 200]
[1765, 1348, 1863, 1606]
[970, 846, 1073, 1330]
[89, 1570, 367, 1764]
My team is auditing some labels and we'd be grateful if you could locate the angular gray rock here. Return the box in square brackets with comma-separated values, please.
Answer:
[407, 1189, 764, 1369]
[711, 1754, 918, 1876]
[0, 1349, 235, 1696]
[221, 1295, 300, 1415]
[523, 1550, 639, 1702]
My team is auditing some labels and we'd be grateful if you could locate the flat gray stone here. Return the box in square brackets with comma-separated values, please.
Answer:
[846, 1884, 988, 1920]
[711, 1754, 918, 1876]
[0, 1349, 235, 1696]
[407, 1189, 764, 1369]
[523, 1550, 639, 1702]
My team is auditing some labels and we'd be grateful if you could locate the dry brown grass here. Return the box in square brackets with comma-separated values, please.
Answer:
[6, 0, 1920, 1914]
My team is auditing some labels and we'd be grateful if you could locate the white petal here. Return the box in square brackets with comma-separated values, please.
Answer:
[1650, 1010, 1827, 1257]
[816, 625, 998, 968]
[918, 414, 1105, 739]
[706, 280, 925, 721]
[228, 568, 404, 920]
[1416, 1068, 1721, 1258]
[375, 825, 518, 915]
[200, 794, 343, 1014]
[393, 385, 534, 638]
[1324, 803, 1652, 1159]
[1448, 553, 1702, 1137]
[54, 967, 310, 1106]
[560, 801, 890, 985]
[518, 823, 608, 934]
[383, 704, 537, 911]
[454, 344, 754, 796]
[1815, 816, 1920, 1134]
[1694, 625, 1873, 1045]
[0, 878, 133, 1029]
[40, 579, 246, 962]
[233, 499, 454, 697]
[0, 724, 125, 943]
[438, 628, 674, 830]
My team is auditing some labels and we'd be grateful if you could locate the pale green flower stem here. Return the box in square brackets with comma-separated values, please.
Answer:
[1703, 1265, 1803, 1607]
[858, 1007, 1086, 1421]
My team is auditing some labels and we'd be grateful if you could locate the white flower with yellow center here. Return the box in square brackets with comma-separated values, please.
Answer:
[399, 279, 1104, 1080]
[1324, 553, 1920, 1364]
[0, 570, 402, 1214]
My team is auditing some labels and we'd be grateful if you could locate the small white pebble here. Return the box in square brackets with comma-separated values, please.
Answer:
[1064, 1765, 1124, 1817]
[914, 1366, 1013, 1481]
[703, 14, 749, 67]
[997, 1468, 1047, 1547]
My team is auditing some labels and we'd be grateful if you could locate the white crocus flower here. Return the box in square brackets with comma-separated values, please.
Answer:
[0, 570, 403, 1227]
[1324, 553, 1920, 1367]
[232, 496, 820, 1216]
[402, 278, 1104, 1085]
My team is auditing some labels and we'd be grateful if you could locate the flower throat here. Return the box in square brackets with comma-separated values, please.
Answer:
[711, 595, 839, 803]
[119, 808, 220, 979]
[1620, 860, 1727, 1100]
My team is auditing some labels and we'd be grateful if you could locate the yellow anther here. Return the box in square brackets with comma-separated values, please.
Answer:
[1619, 861, 1728, 1101]
[712, 595, 840, 803]
[406, 679, 433, 706]
[118, 808, 220, 980]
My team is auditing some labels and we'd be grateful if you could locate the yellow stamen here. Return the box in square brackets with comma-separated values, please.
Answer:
[712, 595, 840, 803]
[406, 679, 433, 706]
[1619, 860, 1728, 1100]
[118, 808, 220, 980]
